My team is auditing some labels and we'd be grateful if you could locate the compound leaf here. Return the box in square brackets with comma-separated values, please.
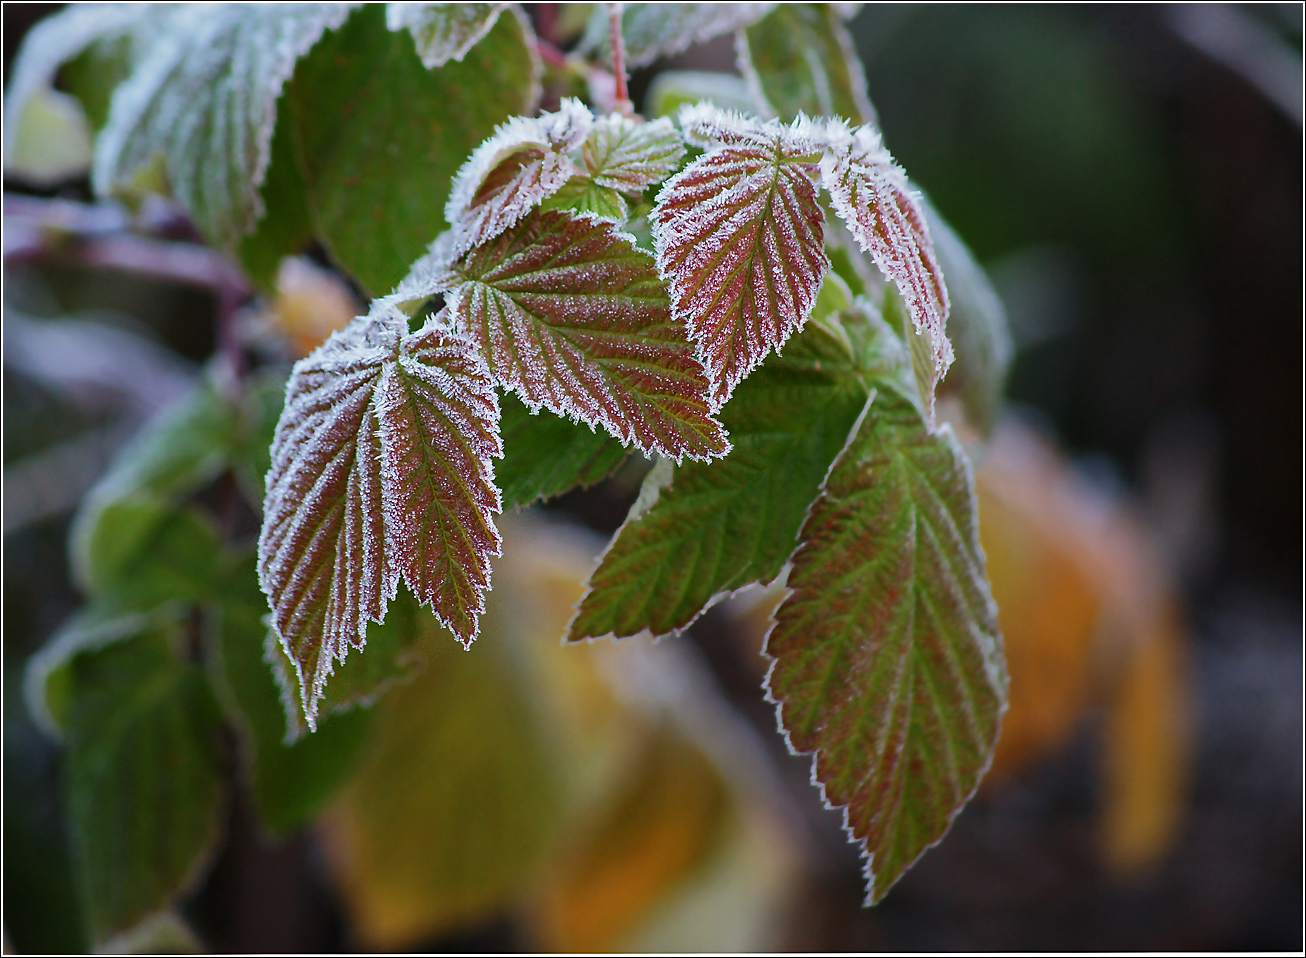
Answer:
[497, 394, 628, 510]
[821, 125, 952, 416]
[652, 105, 828, 407]
[739, 3, 875, 125]
[445, 208, 728, 462]
[258, 306, 500, 726]
[765, 327, 1006, 903]
[386, 2, 508, 68]
[582, 3, 777, 69]
[93, 3, 355, 248]
[569, 288, 871, 641]
[63, 624, 225, 942]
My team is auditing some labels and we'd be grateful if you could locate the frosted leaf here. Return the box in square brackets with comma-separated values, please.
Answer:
[93, 3, 357, 249]
[651, 105, 829, 407]
[385, 2, 507, 68]
[542, 114, 685, 223]
[443, 97, 592, 256]
[581, 3, 777, 69]
[390, 227, 463, 307]
[820, 124, 953, 417]
[445, 208, 729, 462]
[259, 302, 502, 725]
[377, 317, 502, 647]
[737, 2, 877, 127]
[2, 3, 152, 170]
[765, 379, 1005, 903]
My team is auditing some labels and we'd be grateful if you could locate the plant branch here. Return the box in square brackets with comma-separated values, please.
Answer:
[606, 2, 632, 116]
[4, 193, 254, 381]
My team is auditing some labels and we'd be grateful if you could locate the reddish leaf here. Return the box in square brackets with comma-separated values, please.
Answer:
[445, 208, 729, 462]
[652, 105, 828, 407]
[443, 98, 592, 256]
[820, 124, 953, 415]
[259, 305, 501, 723]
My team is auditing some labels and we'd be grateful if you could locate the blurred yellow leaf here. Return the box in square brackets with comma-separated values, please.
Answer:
[266, 257, 360, 358]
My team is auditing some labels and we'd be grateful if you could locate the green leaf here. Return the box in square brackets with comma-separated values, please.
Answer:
[646, 71, 756, 119]
[228, 366, 291, 508]
[75, 499, 223, 608]
[236, 90, 314, 291]
[497, 394, 628, 510]
[208, 556, 371, 835]
[920, 199, 1012, 434]
[283, 4, 540, 294]
[541, 114, 685, 223]
[63, 624, 226, 941]
[764, 319, 1006, 903]
[445, 208, 729, 462]
[740, 3, 876, 125]
[25, 603, 187, 739]
[386, 2, 508, 68]
[93, 4, 355, 248]
[569, 285, 871, 641]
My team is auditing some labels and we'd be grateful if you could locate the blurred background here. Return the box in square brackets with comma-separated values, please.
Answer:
[4, 3, 1302, 952]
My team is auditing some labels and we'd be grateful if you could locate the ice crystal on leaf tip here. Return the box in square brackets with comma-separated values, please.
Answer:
[258, 301, 501, 726]
[442, 97, 593, 258]
[443, 208, 729, 463]
[820, 123, 953, 417]
[652, 105, 829, 408]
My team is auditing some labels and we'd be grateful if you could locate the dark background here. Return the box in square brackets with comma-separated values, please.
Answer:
[4, 3, 1302, 952]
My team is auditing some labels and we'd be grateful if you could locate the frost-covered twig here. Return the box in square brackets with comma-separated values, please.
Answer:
[606, 3, 632, 116]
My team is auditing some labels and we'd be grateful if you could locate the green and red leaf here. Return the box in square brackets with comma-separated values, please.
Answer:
[765, 368, 1006, 903]
[444, 208, 728, 462]
[258, 304, 500, 725]
[652, 104, 828, 407]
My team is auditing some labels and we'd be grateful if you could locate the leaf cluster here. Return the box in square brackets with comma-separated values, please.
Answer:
[8, 2, 1016, 929]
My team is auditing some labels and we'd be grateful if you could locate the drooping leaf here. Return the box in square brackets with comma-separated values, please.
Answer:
[569, 286, 871, 641]
[258, 305, 501, 726]
[581, 3, 777, 69]
[765, 322, 1006, 903]
[544, 114, 686, 223]
[920, 198, 1012, 434]
[444, 208, 729, 462]
[93, 4, 356, 248]
[63, 624, 226, 942]
[283, 4, 540, 293]
[652, 105, 829, 407]
[386, 2, 508, 68]
[442, 98, 591, 259]
[498, 394, 628, 510]
[820, 124, 953, 417]
[739, 3, 876, 125]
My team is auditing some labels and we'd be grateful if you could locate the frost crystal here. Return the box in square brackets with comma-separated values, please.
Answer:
[443, 97, 592, 256]
[444, 208, 729, 462]
[652, 105, 828, 407]
[259, 301, 501, 725]
[820, 124, 953, 414]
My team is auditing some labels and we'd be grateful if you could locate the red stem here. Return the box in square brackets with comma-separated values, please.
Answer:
[606, 2, 632, 115]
